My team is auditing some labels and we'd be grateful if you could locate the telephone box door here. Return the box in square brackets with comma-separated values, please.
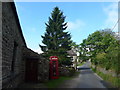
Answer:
[49, 56, 59, 79]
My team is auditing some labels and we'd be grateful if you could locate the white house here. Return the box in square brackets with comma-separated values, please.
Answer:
[67, 47, 78, 70]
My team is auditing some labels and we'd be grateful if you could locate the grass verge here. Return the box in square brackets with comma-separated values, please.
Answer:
[44, 71, 80, 88]
[77, 62, 85, 66]
[91, 67, 120, 88]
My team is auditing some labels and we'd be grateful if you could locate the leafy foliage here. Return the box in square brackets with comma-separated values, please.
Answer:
[80, 29, 120, 74]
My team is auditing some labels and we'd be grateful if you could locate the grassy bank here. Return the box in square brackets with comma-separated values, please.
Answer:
[44, 71, 80, 88]
[92, 67, 120, 88]
[77, 62, 85, 66]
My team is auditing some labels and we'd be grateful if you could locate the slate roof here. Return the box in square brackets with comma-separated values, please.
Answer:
[67, 49, 77, 56]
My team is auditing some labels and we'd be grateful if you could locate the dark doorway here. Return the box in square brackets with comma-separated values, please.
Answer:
[25, 59, 38, 82]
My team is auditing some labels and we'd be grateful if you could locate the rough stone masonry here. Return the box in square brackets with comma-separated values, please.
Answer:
[2, 2, 49, 88]
[0, 1, 2, 90]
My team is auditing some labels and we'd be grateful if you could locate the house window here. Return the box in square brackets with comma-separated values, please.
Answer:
[11, 41, 18, 72]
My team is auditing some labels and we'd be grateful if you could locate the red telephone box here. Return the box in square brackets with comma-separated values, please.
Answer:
[49, 56, 59, 79]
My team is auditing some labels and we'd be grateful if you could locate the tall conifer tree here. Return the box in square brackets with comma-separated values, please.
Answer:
[40, 7, 72, 66]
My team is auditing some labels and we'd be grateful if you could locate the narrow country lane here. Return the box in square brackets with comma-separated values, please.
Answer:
[59, 61, 108, 88]
[77, 61, 107, 88]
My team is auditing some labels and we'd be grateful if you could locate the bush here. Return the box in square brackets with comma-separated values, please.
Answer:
[68, 67, 75, 76]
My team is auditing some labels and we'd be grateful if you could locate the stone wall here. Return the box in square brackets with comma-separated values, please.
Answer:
[2, 2, 49, 89]
[2, 2, 26, 88]
[91, 64, 120, 77]
[23, 47, 49, 83]
[0, 2, 2, 90]
[38, 58, 49, 82]
[59, 66, 75, 76]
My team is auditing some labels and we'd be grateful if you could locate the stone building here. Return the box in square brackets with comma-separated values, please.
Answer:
[67, 48, 77, 70]
[22, 47, 49, 83]
[2, 2, 49, 88]
[0, 2, 2, 90]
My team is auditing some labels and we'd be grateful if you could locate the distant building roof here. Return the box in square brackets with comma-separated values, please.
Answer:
[67, 49, 77, 56]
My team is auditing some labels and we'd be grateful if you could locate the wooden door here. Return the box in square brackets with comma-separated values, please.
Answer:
[25, 59, 38, 82]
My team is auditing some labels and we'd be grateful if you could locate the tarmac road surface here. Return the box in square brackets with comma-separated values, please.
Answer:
[76, 61, 107, 88]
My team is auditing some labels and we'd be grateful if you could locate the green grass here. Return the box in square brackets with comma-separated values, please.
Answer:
[44, 71, 80, 88]
[92, 67, 96, 72]
[44, 76, 72, 88]
[77, 62, 85, 66]
[91, 67, 120, 88]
